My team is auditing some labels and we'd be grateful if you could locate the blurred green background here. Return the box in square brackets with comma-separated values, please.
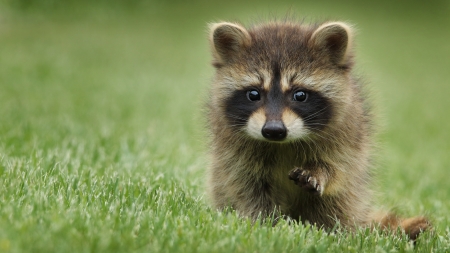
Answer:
[0, 0, 449, 252]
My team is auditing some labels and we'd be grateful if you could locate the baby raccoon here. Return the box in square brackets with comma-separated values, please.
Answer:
[206, 20, 430, 240]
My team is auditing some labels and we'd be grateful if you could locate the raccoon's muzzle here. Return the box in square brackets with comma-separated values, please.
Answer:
[261, 120, 287, 141]
[261, 63, 288, 141]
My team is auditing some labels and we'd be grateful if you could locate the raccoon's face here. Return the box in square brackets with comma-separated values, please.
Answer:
[222, 69, 333, 142]
[209, 21, 353, 143]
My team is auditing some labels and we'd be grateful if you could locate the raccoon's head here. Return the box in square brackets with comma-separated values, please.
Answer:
[209, 21, 355, 143]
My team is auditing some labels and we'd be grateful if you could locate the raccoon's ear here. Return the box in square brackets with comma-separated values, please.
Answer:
[209, 22, 251, 66]
[309, 22, 353, 67]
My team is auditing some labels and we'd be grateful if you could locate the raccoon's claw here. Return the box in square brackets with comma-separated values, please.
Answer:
[288, 168, 323, 196]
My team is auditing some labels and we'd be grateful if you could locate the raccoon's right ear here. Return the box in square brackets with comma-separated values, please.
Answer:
[209, 22, 251, 66]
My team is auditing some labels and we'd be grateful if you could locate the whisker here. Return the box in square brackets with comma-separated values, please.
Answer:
[307, 123, 350, 140]
[302, 106, 330, 121]
[226, 113, 249, 121]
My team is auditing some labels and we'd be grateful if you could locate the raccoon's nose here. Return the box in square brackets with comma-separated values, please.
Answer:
[262, 121, 287, 141]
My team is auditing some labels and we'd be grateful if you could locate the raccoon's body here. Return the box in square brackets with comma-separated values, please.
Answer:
[206, 20, 429, 239]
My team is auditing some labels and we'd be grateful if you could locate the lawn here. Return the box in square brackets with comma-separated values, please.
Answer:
[0, 0, 449, 252]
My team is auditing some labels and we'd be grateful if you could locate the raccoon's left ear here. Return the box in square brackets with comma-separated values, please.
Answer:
[209, 22, 251, 66]
[309, 22, 353, 67]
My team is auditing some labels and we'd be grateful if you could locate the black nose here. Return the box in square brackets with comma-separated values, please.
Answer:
[262, 121, 287, 141]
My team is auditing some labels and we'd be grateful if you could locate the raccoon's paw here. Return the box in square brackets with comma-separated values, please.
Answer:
[288, 168, 323, 196]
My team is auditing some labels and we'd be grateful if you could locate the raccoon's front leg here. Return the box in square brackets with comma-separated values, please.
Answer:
[288, 167, 327, 196]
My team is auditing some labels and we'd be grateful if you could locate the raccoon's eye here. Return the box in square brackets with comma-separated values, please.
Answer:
[293, 91, 308, 102]
[247, 90, 261, 101]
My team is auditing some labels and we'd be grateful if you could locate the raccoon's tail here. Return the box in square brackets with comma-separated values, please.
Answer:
[371, 211, 431, 241]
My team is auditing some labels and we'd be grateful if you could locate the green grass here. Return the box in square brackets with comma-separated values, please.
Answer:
[0, 0, 449, 252]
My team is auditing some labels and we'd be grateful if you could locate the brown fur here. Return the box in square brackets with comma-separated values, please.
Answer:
[206, 20, 430, 240]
